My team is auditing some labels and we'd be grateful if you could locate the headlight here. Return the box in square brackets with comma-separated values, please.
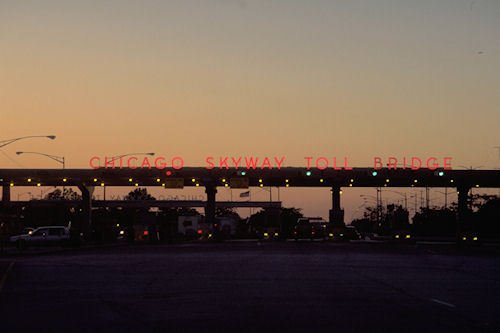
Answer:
[405, 234, 411, 239]
[328, 233, 334, 237]
[395, 235, 400, 239]
[473, 236, 478, 241]
[263, 232, 269, 237]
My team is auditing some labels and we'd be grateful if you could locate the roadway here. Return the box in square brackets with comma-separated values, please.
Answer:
[1, 242, 500, 332]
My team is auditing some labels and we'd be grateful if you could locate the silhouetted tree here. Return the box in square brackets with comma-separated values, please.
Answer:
[412, 208, 456, 237]
[216, 207, 241, 220]
[351, 218, 375, 234]
[44, 188, 82, 200]
[176, 207, 201, 216]
[280, 207, 304, 237]
[359, 204, 409, 235]
[248, 207, 303, 237]
[471, 194, 499, 211]
[124, 188, 156, 201]
[476, 197, 500, 237]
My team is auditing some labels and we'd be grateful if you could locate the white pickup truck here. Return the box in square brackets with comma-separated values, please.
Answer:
[10, 226, 70, 249]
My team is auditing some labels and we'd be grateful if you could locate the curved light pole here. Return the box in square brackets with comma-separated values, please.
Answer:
[103, 152, 155, 200]
[0, 135, 56, 149]
[16, 151, 65, 197]
[458, 165, 483, 170]
[360, 194, 382, 224]
[108, 152, 155, 164]
[16, 151, 65, 169]
[360, 194, 377, 201]
[360, 194, 380, 207]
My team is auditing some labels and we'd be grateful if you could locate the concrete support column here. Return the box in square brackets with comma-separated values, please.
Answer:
[77, 185, 93, 239]
[329, 186, 345, 226]
[204, 184, 217, 227]
[2, 184, 10, 204]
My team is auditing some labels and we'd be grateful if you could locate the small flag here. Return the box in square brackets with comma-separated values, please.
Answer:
[240, 191, 250, 198]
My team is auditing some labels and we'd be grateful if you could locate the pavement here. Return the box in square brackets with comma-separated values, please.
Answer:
[1, 242, 500, 332]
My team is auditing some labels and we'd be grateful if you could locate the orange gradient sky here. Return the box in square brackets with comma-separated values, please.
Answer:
[1, 0, 499, 220]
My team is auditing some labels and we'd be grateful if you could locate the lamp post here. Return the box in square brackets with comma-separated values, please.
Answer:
[434, 189, 459, 209]
[103, 152, 155, 200]
[107, 152, 155, 164]
[0, 135, 56, 149]
[408, 194, 418, 215]
[360, 194, 377, 201]
[16, 151, 65, 169]
[16, 151, 65, 198]
[259, 186, 273, 203]
[361, 193, 382, 224]
[383, 189, 408, 210]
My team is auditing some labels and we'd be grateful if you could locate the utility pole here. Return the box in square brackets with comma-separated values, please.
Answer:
[444, 187, 448, 209]
[426, 187, 430, 210]
[414, 194, 418, 214]
[376, 187, 382, 225]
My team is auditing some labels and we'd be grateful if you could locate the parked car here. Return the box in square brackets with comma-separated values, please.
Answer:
[10, 226, 71, 249]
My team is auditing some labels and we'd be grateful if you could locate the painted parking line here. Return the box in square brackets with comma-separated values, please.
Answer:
[0, 261, 15, 293]
[430, 298, 456, 308]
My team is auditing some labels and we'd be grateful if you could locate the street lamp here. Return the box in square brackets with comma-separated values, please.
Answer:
[360, 194, 378, 205]
[383, 189, 408, 210]
[434, 189, 459, 209]
[108, 152, 155, 163]
[408, 194, 419, 214]
[0, 135, 56, 149]
[16, 151, 65, 199]
[103, 152, 155, 200]
[16, 151, 65, 169]
[360, 193, 383, 224]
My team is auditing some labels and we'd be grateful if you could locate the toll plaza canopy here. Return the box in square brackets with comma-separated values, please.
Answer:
[1, 167, 499, 228]
[0, 167, 499, 189]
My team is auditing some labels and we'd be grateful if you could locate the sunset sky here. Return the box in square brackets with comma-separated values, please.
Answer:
[1, 0, 499, 220]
